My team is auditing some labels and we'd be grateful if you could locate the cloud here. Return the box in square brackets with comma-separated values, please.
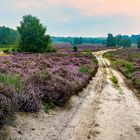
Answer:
[67, 0, 140, 17]
[10, 0, 140, 17]
[1, 0, 140, 36]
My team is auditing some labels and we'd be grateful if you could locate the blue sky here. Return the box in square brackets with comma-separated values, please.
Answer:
[0, 0, 140, 37]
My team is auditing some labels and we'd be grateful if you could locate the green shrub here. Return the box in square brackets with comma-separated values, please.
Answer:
[104, 52, 113, 58]
[80, 66, 91, 74]
[11, 48, 16, 52]
[113, 60, 135, 79]
[43, 101, 54, 113]
[3, 49, 10, 53]
[73, 45, 78, 52]
[133, 78, 140, 89]
[110, 75, 118, 85]
[44, 46, 57, 53]
[0, 73, 21, 92]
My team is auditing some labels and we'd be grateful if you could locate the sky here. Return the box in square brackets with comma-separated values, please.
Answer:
[0, 0, 140, 37]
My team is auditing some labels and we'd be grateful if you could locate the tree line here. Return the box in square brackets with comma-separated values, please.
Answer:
[0, 26, 20, 45]
[0, 15, 140, 52]
[106, 33, 140, 48]
[51, 36, 106, 45]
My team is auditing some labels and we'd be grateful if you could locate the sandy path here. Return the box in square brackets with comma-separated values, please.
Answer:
[5, 50, 140, 140]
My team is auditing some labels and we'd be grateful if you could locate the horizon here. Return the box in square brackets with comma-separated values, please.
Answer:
[0, 0, 140, 37]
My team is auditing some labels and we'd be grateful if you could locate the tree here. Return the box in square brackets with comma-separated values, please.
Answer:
[17, 15, 51, 52]
[115, 35, 122, 46]
[120, 38, 131, 47]
[106, 33, 116, 47]
[73, 45, 78, 52]
[137, 37, 140, 49]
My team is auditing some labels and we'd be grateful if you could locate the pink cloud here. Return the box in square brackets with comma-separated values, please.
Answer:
[67, 0, 140, 17]
[11, 0, 140, 17]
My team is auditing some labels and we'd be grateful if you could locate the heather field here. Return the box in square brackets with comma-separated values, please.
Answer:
[0, 52, 98, 127]
[52, 43, 108, 52]
[104, 49, 140, 92]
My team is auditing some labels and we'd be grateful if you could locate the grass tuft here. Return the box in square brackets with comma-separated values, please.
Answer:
[80, 66, 91, 74]
[43, 101, 54, 113]
[0, 73, 21, 92]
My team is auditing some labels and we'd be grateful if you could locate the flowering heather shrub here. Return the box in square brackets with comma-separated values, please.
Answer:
[18, 88, 42, 112]
[104, 49, 140, 90]
[0, 52, 98, 113]
[52, 43, 108, 52]
[0, 84, 18, 127]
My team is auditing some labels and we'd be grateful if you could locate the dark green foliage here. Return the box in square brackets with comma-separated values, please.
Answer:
[73, 45, 78, 52]
[115, 35, 131, 47]
[80, 66, 91, 74]
[3, 49, 10, 53]
[110, 76, 118, 85]
[17, 15, 52, 52]
[106, 33, 131, 48]
[11, 48, 16, 52]
[73, 37, 82, 45]
[104, 49, 140, 90]
[0, 26, 20, 45]
[43, 101, 54, 113]
[120, 38, 131, 47]
[112, 60, 135, 79]
[106, 33, 116, 47]
[0, 73, 21, 92]
[137, 37, 140, 49]
[51, 36, 106, 44]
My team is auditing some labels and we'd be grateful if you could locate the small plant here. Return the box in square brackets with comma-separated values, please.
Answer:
[0, 73, 21, 92]
[44, 46, 57, 53]
[43, 101, 54, 113]
[110, 75, 118, 85]
[73, 45, 78, 52]
[3, 49, 10, 53]
[80, 66, 91, 74]
[11, 48, 16, 52]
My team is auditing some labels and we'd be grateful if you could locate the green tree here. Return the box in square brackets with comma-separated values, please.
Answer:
[73, 45, 78, 52]
[120, 38, 131, 47]
[17, 15, 51, 52]
[137, 37, 140, 49]
[115, 35, 122, 46]
[106, 33, 116, 47]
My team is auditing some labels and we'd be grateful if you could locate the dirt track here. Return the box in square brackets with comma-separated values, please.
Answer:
[6, 50, 140, 140]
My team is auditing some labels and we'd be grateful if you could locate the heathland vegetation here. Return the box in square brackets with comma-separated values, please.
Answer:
[0, 15, 98, 130]
[0, 14, 140, 139]
[104, 49, 140, 93]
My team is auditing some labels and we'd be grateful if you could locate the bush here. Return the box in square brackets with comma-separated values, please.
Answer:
[43, 101, 54, 113]
[110, 76, 118, 85]
[0, 84, 18, 127]
[73, 45, 78, 52]
[0, 73, 21, 92]
[11, 48, 16, 52]
[112, 60, 135, 79]
[80, 66, 91, 74]
[18, 88, 42, 112]
[133, 78, 140, 89]
[3, 49, 10, 53]
[25, 71, 77, 106]
[44, 46, 57, 53]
